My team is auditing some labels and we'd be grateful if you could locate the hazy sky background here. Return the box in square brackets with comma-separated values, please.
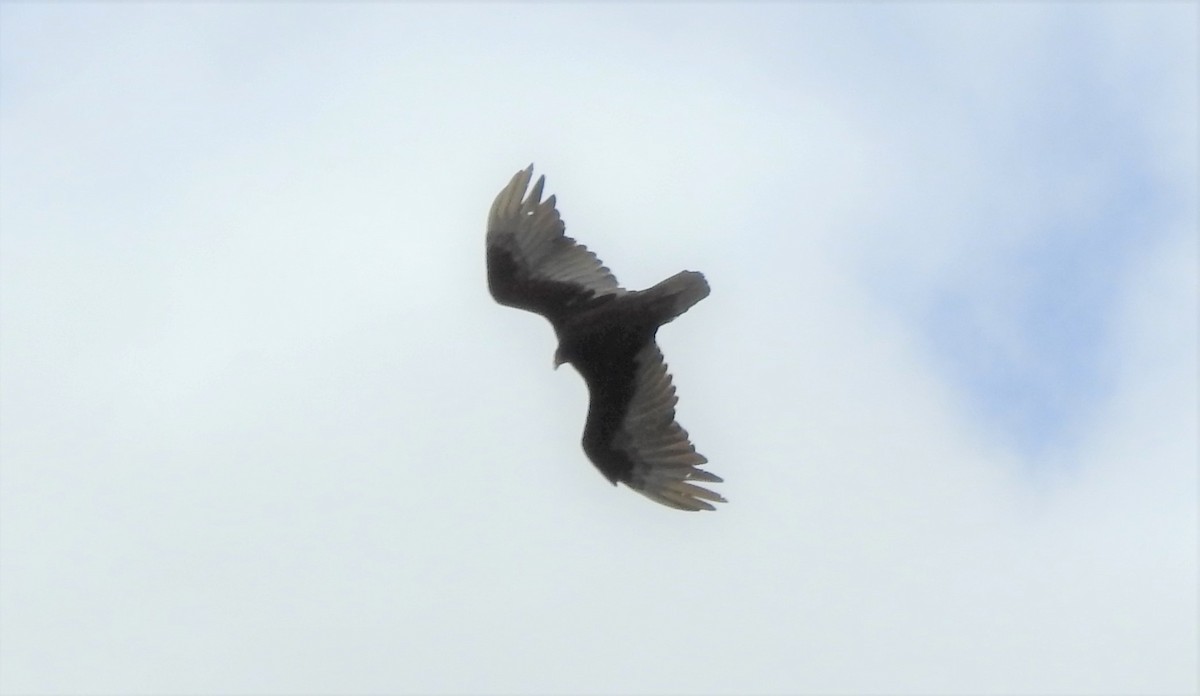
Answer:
[1, 3, 1196, 695]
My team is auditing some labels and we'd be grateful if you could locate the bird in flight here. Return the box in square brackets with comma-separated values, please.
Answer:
[486, 165, 724, 511]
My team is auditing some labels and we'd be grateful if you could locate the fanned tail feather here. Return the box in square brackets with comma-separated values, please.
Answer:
[643, 270, 710, 323]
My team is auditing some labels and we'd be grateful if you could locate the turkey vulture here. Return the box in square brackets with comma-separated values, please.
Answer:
[486, 165, 724, 511]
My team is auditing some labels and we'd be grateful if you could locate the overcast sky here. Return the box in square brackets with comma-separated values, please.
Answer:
[1, 3, 1196, 695]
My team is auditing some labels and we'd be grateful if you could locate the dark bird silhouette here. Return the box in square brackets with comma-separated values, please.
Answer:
[486, 165, 724, 511]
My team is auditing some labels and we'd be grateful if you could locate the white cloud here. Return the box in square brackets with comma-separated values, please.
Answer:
[1, 4, 1195, 695]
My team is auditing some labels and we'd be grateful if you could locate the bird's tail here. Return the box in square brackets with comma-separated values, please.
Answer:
[643, 271, 710, 323]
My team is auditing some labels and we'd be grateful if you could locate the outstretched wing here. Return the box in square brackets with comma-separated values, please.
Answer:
[487, 165, 625, 328]
[582, 341, 724, 511]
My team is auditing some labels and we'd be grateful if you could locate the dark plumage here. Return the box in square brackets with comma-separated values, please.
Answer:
[486, 165, 724, 511]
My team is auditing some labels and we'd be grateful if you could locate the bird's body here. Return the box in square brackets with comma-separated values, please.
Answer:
[486, 165, 724, 511]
